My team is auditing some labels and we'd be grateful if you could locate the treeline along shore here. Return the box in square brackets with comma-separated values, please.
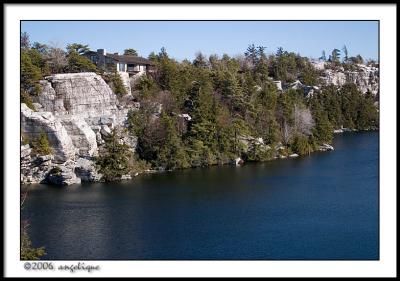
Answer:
[20, 35, 379, 185]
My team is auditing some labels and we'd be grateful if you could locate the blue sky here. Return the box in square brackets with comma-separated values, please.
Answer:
[21, 21, 378, 61]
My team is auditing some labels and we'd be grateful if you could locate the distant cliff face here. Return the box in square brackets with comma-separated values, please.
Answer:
[314, 62, 379, 95]
[21, 72, 136, 185]
[277, 63, 379, 99]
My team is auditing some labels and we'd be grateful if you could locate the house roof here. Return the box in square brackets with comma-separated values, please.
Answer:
[85, 51, 155, 66]
[106, 54, 155, 65]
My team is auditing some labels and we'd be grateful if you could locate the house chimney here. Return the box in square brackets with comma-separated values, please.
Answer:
[97, 49, 106, 56]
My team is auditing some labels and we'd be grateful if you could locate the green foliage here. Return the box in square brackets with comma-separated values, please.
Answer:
[349, 55, 364, 65]
[300, 62, 320, 85]
[156, 51, 181, 92]
[21, 221, 46, 260]
[134, 111, 190, 169]
[271, 49, 298, 82]
[292, 135, 312, 156]
[136, 75, 159, 98]
[31, 133, 52, 155]
[124, 48, 138, 56]
[107, 72, 128, 96]
[21, 190, 46, 260]
[67, 51, 98, 73]
[331, 48, 341, 63]
[127, 109, 146, 136]
[247, 143, 274, 162]
[21, 51, 42, 93]
[96, 130, 132, 181]
[66, 43, 90, 55]
[25, 48, 50, 76]
[157, 113, 190, 169]
[310, 100, 334, 144]
[134, 46, 368, 169]
[307, 82, 378, 143]
[21, 90, 35, 110]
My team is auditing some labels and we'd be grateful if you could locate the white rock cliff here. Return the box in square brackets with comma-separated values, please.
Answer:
[21, 72, 136, 185]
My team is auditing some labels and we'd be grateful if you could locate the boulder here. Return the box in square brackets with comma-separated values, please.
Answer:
[46, 166, 81, 186]
[232, 157, 244, 166]
[121, 174, 132, 180]
[274, 81, 283, 91]
[319, 143, 335, 151]
[74, 157, 102, 182]
[177, 113, 192, 121]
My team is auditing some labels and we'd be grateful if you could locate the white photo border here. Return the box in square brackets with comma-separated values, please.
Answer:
[4, 4, 397, 278]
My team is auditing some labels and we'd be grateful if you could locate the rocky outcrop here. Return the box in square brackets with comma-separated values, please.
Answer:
[21, 145, 54, 184]
[238, 136, 272, 156]
[74, 157, 102, 182]
[46, 165, 81, 186]
[314, 63, 379, 95]
[283, 80, 320, 98]
[277, 63, 378, 98]
[60, 117, 98, 157]
[319, 143, 335, 151]
[21, 72, 136, 186]
[37, 73, 119, 119]
[342, 64, 379, 95]
[21, 104, 76, 163]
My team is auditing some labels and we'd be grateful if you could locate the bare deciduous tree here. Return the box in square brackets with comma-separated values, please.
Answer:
[293, 104, 315, 136]
[44, 42, 68, 74]
[281, 120, 293, 145]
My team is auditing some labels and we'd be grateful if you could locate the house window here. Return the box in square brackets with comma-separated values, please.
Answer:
[127, 64, 135, 72]
[118, 63, 126, 72]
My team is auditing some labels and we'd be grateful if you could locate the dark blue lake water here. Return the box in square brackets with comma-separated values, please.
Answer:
[22, 132, 379, 260]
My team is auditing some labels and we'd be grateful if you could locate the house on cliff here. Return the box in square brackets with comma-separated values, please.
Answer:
[84, 49, 155, 77]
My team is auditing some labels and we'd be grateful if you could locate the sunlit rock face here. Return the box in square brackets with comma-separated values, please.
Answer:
[314, 63, 379, 95]
[21, 72, 137, 185]
[37, 72, 119, 120]
[21, 103, 77, 163]
[277, 63, 379, 98]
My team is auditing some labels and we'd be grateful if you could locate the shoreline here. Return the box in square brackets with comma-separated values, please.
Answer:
[20, 129, 378, 188]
